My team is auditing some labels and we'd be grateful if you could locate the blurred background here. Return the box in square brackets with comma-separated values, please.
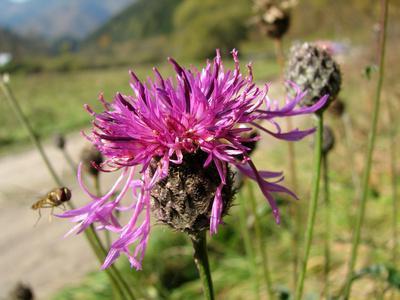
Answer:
[0, 0, 399, 299]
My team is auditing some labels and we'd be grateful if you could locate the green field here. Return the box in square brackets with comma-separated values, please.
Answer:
[0, 58, 279, 153]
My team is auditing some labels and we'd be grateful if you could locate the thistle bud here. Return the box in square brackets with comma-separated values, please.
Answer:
[9, 282, 34, 300]
[254, 1, 291, 39]
[322, 126, 335, 155]
[80, 145, 103, 177]
[286, 42, 342, 111]
[241, 129, 259, 156]
[328, 98, 346, 117]
[53, 133, 66, 150]
[312, 125, 335, 155]
[151, 152, 234, 235]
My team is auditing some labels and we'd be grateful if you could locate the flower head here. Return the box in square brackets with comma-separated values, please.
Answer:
[286, 42, 341, 109]
[59, 50, 327, 270]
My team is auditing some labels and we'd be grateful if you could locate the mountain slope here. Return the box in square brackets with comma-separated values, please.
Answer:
[0, 0, 134, 39]
[85, 0, 181, 44]
[0, 27, 47, 57]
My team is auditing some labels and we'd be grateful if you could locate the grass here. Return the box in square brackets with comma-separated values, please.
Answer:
[0, 58, 279, 154]
[51, 109, 400, 299]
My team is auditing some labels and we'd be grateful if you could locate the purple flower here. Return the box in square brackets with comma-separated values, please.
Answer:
[59, 50, 327, 270]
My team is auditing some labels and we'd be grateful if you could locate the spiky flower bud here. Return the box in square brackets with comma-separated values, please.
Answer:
[254, 0, 291, 39]
[286, 42, 342, 111]
[80, 145, 103, 177]
[328, 98, 346, 117]
[53, 133, 66, 150]
[9, 282, 34, 300]
[151, 152, 234, 235]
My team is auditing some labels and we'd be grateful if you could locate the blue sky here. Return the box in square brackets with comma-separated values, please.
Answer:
[8, 0, 31, 3]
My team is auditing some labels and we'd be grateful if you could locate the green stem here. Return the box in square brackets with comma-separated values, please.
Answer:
[342, 1, 389, 298]
[191, 231, 214, 300]
[341, 113, 361, 203]
[295, 114, 324, 300]
[94, 176, 112, 248]
[0, 78, 135, 300]
[84, 228, 125, 300]
[248, 181, 274, 299]
[89, 228, 138, 300]
[0, 79, 63, 186]
[237, 185, 260, 298]
[61, 148, 77, 174]
[322, 154, 331, 297]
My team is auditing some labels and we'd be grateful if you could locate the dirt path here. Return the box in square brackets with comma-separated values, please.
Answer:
[0, 132, 105, 299]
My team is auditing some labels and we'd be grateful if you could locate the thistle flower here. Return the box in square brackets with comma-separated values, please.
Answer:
[59, 50, 327, 270]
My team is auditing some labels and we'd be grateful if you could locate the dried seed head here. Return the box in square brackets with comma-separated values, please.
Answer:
[328, 98, 346, 117]
[151, 152, 234, 235]
[53, 133, 66, 150]
[9, 282, 34, 300]
[286, 42, 342, 112]
[322, 126, 335, 155]
[80, 145, 103, 177]
[254, 1, 291, 39]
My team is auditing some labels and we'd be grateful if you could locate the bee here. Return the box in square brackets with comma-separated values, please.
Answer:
[31, 187, 72, 224]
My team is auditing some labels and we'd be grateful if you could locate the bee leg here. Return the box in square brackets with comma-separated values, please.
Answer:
[34, 209, 42, 227]
[48, 207, 54, 223]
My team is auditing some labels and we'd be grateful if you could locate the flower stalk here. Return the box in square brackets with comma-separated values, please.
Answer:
[237, 186, 260, 298]
[342, 0, 389, 298]
[0, 78, 62, 187]
[191, 231, 215, 300]
[322, 153, 331, 297]
[247, 181, 274, 299]
[295, 114, 324, 300]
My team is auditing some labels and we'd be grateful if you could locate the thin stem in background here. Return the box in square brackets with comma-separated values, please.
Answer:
[274, 37, 300, 288]
[0, 79, 63, 187]
[322, 154, 331, 298]
[342, 0, 389, 298]
[247, 180, 275, 299]
[62, 148, 77, 174]
[341, 113, 361, 203]
[237, 184, 261, 298]
[94, 175, 112, 249]
[295, 114, 324, 300]
[191, 231, 215, 300]
[0, 78, 136, 300]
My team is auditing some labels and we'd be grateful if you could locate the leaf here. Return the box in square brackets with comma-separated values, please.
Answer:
[363, 65, 378, 80]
